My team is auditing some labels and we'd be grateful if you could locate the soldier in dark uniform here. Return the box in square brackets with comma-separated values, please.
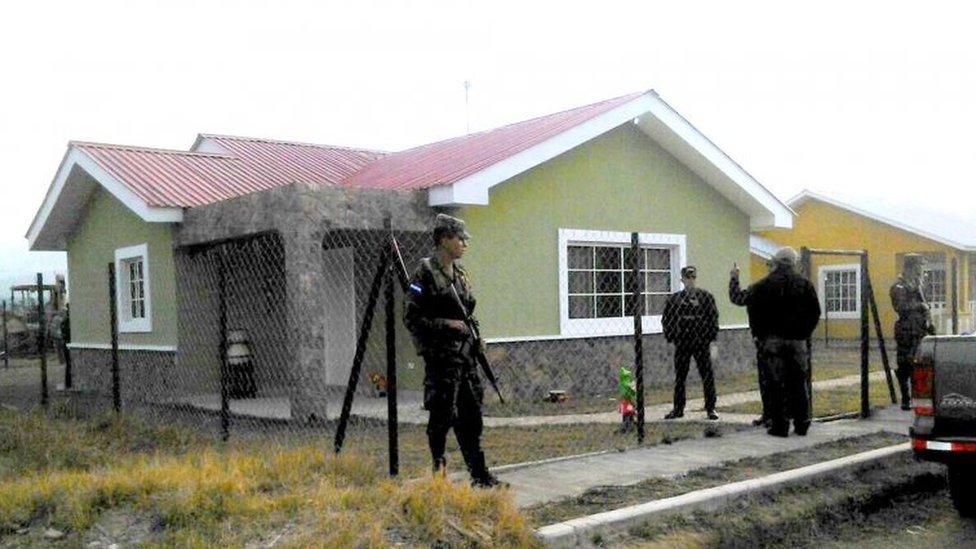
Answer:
[729, 261, 773, 427]
[890, 253, 934, 410]
[662, 266, 720, 420]
[403, 213, 503, 487]
[748, 247, 821, 437]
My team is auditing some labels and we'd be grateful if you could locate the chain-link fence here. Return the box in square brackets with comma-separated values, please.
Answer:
[6, 224, 932, 478]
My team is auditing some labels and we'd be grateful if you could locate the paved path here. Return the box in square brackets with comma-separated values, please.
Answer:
[481, 370, 887, 428]
[501, 404, 911, 508]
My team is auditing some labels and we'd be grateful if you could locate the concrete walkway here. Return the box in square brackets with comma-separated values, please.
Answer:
[481, 370, 887, 428]
[501, 403, 911, 508]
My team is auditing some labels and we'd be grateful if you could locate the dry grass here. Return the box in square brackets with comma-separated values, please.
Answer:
[0, 410, 540, 547]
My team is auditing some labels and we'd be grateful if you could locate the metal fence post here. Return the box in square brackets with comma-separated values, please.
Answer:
[107, 264, 121, 413]
[859, 253, 870, 418]
[951, 257, 959, 335]
[863, 256, 897, 404]
[2, 299, 8, 369]
[335, 251, 391, 453]
[630, 232, 645, 444]
[218, 249, 230, 442]
[37, 273, 48, 408]
[386, 225, 399, 476]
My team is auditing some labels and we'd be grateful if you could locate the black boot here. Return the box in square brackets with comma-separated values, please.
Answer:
[471, 470, 509, 489]
[432, 456, 447, 477]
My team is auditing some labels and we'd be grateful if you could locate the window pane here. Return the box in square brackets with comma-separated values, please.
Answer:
[595, 247, 621, 270]
[647, 272, 671, 292]
[623, 271, 642, 293]
[568, 246, 593, 269]
[568, 271, 594, 293]
[624, 248, 641, 270]
[646, 248, 671, 270]
[596, 271, 621, 293]
[569, 295, 594, 319]
[596, 295, 622, 317]
[647, 294, 668, 315]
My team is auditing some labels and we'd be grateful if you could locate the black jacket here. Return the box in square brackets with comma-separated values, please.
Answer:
[662, 287, 719, 348]
[741, 268, 820, 340]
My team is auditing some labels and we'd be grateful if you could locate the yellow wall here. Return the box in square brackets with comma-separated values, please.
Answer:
[757, 198, 973, 340]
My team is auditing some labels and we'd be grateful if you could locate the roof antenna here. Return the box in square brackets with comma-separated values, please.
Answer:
[463, 80, 471, 134]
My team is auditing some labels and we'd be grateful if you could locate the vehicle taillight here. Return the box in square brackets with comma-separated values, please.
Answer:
[912, 354, 934, 415]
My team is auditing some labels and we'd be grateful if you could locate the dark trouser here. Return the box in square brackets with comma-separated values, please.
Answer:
[673, 345, 716, 413]
[760, 338, 810, 432]
[423, 352, 488, 479]
[754, 339, 772, 419]
[894, 329, 923, 406]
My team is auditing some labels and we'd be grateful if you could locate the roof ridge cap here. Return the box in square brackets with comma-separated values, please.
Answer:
[199, 134, 388, 155]
[71, 141, 236, 159]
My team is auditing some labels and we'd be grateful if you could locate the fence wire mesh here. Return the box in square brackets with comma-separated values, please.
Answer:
[5, 226, 956, 478]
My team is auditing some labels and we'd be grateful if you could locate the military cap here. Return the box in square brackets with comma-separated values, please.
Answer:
[434, 213, 471, 240]
[903, 253, 925, 269]
[773, 246, 799, 266]
[680, 266, 697, 279]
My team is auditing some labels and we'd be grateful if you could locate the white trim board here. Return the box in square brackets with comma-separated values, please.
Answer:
[67, 343, 177, 352]
[27, 146, 183, 251]
[430, 91, 793, 230]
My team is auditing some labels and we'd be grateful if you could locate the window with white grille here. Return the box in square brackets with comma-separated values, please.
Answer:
[818, 264, 860, 319]
[558, 229, 686, 336]
[114, 243, 152, 333]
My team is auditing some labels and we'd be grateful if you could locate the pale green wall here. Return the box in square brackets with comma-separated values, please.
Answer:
[459, 124, 750, 338]
[66, 188, 178, 346]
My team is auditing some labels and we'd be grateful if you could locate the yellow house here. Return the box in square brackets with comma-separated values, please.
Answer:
[754, 190, 976, 340]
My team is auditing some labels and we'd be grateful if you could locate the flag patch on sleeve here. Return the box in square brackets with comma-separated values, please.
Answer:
[409, 283, 423, 295]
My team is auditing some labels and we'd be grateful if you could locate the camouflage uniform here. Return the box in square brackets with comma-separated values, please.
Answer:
[403, 217, 493, 484]
[890, 258, 933, 408]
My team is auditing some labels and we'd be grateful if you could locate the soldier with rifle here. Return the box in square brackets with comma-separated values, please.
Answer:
[890, 253, 934, 410]
[403, 213, 506, 488]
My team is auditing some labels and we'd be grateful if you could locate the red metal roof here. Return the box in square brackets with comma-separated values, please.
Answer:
[73, 138, 385, 208]
[200, 135, 385, 188]
[342, 91, 645, 189]
[71, 92, 644, 208]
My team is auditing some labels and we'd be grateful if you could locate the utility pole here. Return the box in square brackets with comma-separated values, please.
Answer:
[463, 80, 471, 134]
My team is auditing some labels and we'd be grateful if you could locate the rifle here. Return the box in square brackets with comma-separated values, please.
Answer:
[390, 235, 505, 403]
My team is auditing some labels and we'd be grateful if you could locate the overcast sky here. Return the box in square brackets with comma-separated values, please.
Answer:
[1, 0, 974, 291]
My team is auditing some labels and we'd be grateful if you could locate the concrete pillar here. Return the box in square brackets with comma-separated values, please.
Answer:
[283, 223, 330, 422]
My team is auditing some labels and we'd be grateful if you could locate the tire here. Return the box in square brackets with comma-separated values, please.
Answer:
[948, 464, 976, 518]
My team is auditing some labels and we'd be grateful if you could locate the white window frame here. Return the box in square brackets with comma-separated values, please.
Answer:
[922, 264, 947, 308]
[818, 263, 861, 320]
[558, 228, 686, 337]
[114, 243, 152, 333]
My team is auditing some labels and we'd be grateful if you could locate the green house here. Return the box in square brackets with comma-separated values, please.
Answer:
[27, 90, 793, 421]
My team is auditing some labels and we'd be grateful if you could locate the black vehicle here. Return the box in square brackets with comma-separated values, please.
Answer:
[910, 334, 976, 517]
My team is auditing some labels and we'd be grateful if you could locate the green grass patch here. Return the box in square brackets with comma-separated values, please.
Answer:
[484, 356, 869, 418]
[527, 431, 906, 526]
[716, 377, 895, 418]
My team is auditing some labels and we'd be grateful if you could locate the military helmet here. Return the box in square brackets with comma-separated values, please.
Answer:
[433, 213, 471, 240]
